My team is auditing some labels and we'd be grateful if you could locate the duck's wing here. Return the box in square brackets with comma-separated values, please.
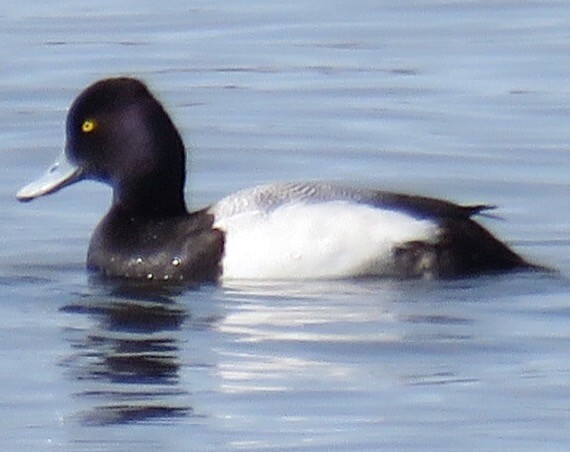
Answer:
[363, 190, 494, 220]
[212, 181, 493, 221]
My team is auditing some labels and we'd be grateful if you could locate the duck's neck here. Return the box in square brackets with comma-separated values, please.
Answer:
[112, 170, 188, 218]
[113, 187, 188, 218]
[113, 111, 190, 217]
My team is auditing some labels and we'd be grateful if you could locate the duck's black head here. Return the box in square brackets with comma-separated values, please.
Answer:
[18, 77, 188, 217]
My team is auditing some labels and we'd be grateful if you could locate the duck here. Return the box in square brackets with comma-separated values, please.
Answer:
[17, 77, 538, 282]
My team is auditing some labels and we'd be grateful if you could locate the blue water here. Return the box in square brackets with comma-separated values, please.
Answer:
[1, 1, 570, 450]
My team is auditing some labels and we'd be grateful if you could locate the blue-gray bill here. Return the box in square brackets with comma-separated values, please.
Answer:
[17, 152, 82, 202]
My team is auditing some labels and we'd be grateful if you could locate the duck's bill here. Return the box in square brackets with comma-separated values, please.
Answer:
[17, 152, 83, 202]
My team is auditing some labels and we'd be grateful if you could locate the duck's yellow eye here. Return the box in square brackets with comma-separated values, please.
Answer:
[81, 119, 97, 133]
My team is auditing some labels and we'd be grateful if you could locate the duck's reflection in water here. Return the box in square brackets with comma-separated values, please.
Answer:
[60, 280, 197, 426]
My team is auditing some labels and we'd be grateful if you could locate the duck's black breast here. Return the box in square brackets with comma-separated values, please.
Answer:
[87, 207, 224, 283]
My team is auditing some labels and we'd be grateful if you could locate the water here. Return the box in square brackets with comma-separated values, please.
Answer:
[1, 1, 570, 450]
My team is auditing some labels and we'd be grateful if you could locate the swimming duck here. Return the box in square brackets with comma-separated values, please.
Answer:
[17, 77, 536, 282]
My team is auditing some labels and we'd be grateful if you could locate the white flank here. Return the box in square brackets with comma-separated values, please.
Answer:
[212, 189, 439, 280]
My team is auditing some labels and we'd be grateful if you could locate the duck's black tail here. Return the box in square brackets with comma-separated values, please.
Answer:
[393, 217, 545, 279]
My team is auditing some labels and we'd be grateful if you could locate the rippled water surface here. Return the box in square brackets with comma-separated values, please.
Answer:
[1, 1, 570, 450]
